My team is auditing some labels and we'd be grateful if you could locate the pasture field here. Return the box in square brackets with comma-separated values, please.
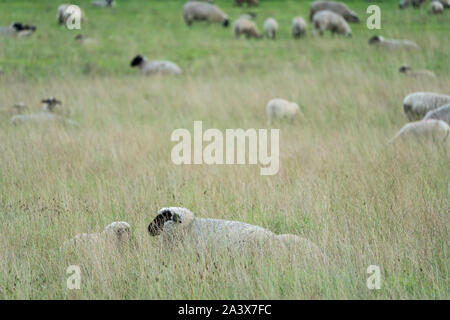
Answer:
[0, 0, 449, 299]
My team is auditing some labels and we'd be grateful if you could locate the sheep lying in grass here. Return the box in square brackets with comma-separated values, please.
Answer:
[92, 0, 115, 8]
[399, 0, 427, 9]
[292, 17, 307, 38]
[130, 55, 182, 76]
[183, 1, 229, 27]
[266, 98, 301, 123]
[399, 65, 436, 79]
[403, 92, 450, 121]
[0, 22, 36, 37]
[147, 207, 326, 261]
[389, 120, 450, 144]
[75, 34, 98, 45]
[423, 104, 450, 125]
[234, 0, 259, 6]
[58, 4, 87, 25]
[264, 18, 278, 39]
[65, 221, 131, 249]
[368, 36, 419, 50]
[312, 10, 352, 37]
[233, 15, 262, 39]
[310, 1, 360, 23]
[430, 1, 444, 13]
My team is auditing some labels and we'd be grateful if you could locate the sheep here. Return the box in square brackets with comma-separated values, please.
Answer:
[312, 10, 352, 37]
[0, 22, 36, 37]
[309, 1, 359, 23]
[92, 0, 115, 8]
[399, 0, 427, 9]
[368, 36, 419, 50]
[234, 0, 259, 6]
[233, 15, 262, 39]
[430, 1, 444, 13]
[65, 221, 131, 249]
[399, 65, 436, 79]
[11, 102, 28, 114]
[130, 55, 182, 76]
[437, 0, 450, 8]
[75, 34, 98, 45]
[266, 98, 301, 123]
[292, 17, 307, 38]
[403, 92, 450, 121]
[264, 18, 278, 39]
[58, 4, 86, 25]
[388, 120, 450, 144]
[183, 1, 229, 27]
[423, 104, 450, 125]
[147, 207, 325, 260]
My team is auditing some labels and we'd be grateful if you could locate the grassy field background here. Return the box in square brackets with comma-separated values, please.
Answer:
[0, 0, 449, 299]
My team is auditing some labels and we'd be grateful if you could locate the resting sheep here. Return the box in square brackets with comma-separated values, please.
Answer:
[183, 1, 229, 27]
[65, 221, 131, 249]
[264, 18, 278, 39]
[312, 10, 352, 37]
[58, 4, 86, 25]
[130, 55, 182, 76]
[430, 1, 444, 13]
[75, 34, 98, 45]
[233, 15, 262, 39]
[92, 0, 115, 8]
[234, 0, 259, 6]
[0, 22, 36, 37]
[147, 207, 326, 261]
[266, 98, 301, 123]
[292, 17, 307, 38]
[423, 104, 450, 125]
[389, 120, 450, 144]
[368, 36, 419, 50]
[403, 92, 450, 121]
[399, 0, 427, 9]
[399, 65, 436, 79]
[310, 1, 359, 23]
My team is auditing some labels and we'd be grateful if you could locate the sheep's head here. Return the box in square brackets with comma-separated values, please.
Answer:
[130, 55, 144, 67]
[399, 65, 411, 73]
[11, 22, 24, 31]
[346, 11, 360, 23]
[148, 207, 194, 236]
[223, 18, 230, 27]
[104, 221, 131, 243]
[41, 97, 62, 112]
[368, 35, 382, 45]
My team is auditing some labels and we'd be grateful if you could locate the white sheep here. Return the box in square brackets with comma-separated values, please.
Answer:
[437, 0, 450, 8]
[292, 17, 307, 38]
[0, 22, 36, 37]
[399, 65, 436, 79]
[309, 1, 360, 23]
[423, 104, 450, 125]
[264, 18, 278, 39]
[430, 1, 444, 13]
[65, 221, 131, 249]
[399, 0, 427, 9]
[130, 55, 182, 76]
[389, 120, 450, 144]
[312, 10, 352, 37]
[183, 1, 229, 27]
[75, 34, 98, 45]
[266, 98, 301, 123]
[92, 0, 115, 8]
[233, 15, 262, 39]
[58, 4, 86, 25]
[147, 207, 325, 260]
[368, 36, 419, 50]
[403, 92, 450, 121]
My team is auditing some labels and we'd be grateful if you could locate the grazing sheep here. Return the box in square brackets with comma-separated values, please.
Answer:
[234, 0, 259, 6]
[147, 207, 325, 260]
[264, 18, 278, 39]
[58, 4, 86, 25]
[310, 1, 360, 23]
[389, 120, 450, 144]
[312, 10, 352, 37]
[399, 0, 427, 9]
[292, 17, 307, 38]
[92, 0, 115, 8]
[183, 1, 229, 27]
[233, 15, 262, 39]
[437, 0, 450, 8]
[266, 98, 301, 123]
[399, 65, 436, 79]
[65, 221, 131, 249]
[75, 34, 98, 45]
[368, 36, 419, 50]
[0, 22, 36, 37]
[423, 104, 450, 125]
[403, 92, 450, 121]
[130, 55, 182, 76]
[430, 1, 444, 13]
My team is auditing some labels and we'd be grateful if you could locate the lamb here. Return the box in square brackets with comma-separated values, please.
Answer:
[312, 10, 352, 37]
[423, 104, 450, 125]
[403, 92, 450, 121]
[130, 55, 182, 76]
[92, 0, 115, 8]
[430, 1, 444, 13]
[399, 65, 436, 79]
[0, 22, 36, 37]
[309, 1, 360, 23]
[147, 207, 325, 260]
[183, 1, 229, 27]
[58, 4, 86, 25]
[266, 98, 301, 123]
[368, 36, 419, 50]
[399, 0, 427, 9]
[388, 120, 450, 144]
[65, 221, 131, 249]
[234, 0, 259, 6]
[10, 97, 75, 125]
[233, 15, 262, 39]
[75, 34, 98, 45]
[264, 18, 278, 39]
[292, 17, 307, 38]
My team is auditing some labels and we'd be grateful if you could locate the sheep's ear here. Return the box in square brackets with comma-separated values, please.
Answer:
[172, 213, 181, 223]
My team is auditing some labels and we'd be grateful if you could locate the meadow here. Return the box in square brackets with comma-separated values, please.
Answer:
[0, 0, 449, 299]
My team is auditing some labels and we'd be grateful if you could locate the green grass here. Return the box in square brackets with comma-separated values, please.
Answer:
[0, 0, 449, 299]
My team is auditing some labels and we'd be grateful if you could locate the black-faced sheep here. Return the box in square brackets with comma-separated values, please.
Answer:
[312, 10, 352, 37]
[183, 1, 229, 27]
[266, 98, 301, 123]
[310, 1, 359, 23]
[399, 65, 436, 79]
[10, 97, 75, 125]
[264, 18, 278, 39]
[292, 17, 307, 38]
[389, 120, 450, 144]
[75, 34, 98, 45]
[0, 22, 36, 37]
[430, 1, 444, 13]
[368, 36, 419, 50]
[403, 92, 450, 121]
[233, 15, 262, 39]
[423, 104, 450, 125]
[130, 55, 182, 76]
